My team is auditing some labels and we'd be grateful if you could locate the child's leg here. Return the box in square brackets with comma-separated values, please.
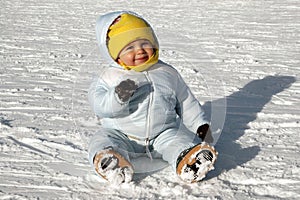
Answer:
[152, 125, 201, 171]
[152, 125, 217, 183]
[88, 128, 141, 184]
[88, 128, 136, 167]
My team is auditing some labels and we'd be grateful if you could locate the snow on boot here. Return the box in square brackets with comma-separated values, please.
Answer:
[93, 149, 134, 185]
[176, 143, 217, 183]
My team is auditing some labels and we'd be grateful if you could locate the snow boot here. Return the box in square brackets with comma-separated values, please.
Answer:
[93, 149, 134, 184]
[176, 143, 217, 183]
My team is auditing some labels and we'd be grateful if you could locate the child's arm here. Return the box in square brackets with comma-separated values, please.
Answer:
[175, 73, 212, 141]
[88, 77, 136, 118]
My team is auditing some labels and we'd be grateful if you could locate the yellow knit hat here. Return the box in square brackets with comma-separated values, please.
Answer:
[107, 13, 159, 71]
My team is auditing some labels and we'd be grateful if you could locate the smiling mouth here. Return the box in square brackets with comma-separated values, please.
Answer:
[135, 56, 149, 62]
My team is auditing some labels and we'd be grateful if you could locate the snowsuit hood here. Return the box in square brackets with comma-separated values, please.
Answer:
[95, 11, 159, 70]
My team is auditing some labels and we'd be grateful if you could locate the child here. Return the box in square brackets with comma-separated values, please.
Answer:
[88, 11, 217, 184]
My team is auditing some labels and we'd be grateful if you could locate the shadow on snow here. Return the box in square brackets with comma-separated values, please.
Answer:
[203, 75, 296, 179]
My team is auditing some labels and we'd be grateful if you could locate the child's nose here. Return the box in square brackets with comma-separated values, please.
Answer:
[136, 47, 146, 54]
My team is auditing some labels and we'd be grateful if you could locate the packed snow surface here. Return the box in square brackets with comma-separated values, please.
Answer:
[1, 0, 300, 199]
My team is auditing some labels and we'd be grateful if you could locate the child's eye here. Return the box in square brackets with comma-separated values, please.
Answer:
[124, 46, 134, 52]
[142, 42, 152, 48]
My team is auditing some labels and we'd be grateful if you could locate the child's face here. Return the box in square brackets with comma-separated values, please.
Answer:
[117, 39, 154, 66]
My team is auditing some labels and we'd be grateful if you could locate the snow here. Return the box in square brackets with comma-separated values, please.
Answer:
[1, 0, 300, 199]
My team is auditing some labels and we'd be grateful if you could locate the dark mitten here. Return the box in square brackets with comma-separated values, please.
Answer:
[196, 124, 214, 143]
[115, 79, 138, 102]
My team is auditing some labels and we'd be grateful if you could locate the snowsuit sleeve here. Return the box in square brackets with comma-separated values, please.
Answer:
[175, 73, 209, 133]
[88, 77, 128, 118]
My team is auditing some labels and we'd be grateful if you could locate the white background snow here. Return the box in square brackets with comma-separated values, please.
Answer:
[1, 0, 300, 199]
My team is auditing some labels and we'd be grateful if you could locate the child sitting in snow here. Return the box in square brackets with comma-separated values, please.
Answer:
[88, 11, 217, 184]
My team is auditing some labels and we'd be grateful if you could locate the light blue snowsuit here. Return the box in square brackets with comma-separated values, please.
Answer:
[88, 11, 209, 171]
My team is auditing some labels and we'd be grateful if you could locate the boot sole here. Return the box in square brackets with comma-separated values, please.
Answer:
[176, 143, 218, 183]
[93, 149, 133, 183]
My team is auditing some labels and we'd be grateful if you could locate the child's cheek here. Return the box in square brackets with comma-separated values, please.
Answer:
[125, 54, 135, 66]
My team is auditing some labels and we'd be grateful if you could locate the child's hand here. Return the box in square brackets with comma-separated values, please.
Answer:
[196, 124, 214, 143]
[115, 79, 138, 102]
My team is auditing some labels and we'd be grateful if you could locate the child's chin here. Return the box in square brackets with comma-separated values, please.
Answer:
[135, 61, 147, 66]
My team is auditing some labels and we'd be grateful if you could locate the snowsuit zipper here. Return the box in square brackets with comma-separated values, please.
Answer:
[144, 71, 153, 160]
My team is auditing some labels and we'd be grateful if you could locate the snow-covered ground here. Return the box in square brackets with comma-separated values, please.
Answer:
[1, 0, 300, 199]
